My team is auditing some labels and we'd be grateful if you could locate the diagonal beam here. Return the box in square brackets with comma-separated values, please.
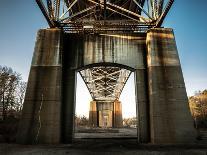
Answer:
[60, 0, 78, 19]
[155, 0, 174, 27]
[132, 0, 153, 19]
[61, 5, 97, 22]
[106, 1, 149, 22]
[89, 70, 121, 83]
[158, 0, 164, 16]
[36, 0, 55, 27]
[47, 0, 54, 19]
[87, 0, 141, 22]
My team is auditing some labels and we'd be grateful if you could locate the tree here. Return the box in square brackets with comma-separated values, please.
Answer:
[123, 117, 137, 128]
[15, 82, 27, 113]
[75, 115, 89, 127]
[0, 66, 26, 120]
[189, 89, 207, 128]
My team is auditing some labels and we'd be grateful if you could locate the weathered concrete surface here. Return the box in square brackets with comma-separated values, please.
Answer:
[135, 69, 150, 143]
[16, 29, 63, 144]
[62, 34, 79, 143]
[89, 101, 122, 128]
[17, 28, 197, 144]
[65, 33, 146, 70]
[113, 100, 123, 128]
[89, 101, 98, 127]
[1, 142, 207, 155]
[146, 28, 197, 143]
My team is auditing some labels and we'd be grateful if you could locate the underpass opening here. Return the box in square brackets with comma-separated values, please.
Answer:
[75, 63, 138, 139]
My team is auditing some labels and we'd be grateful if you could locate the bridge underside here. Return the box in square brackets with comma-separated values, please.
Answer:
[80, 65, 131, 128]
[80, 66, 131, 101]
[17, 27, 197, 144]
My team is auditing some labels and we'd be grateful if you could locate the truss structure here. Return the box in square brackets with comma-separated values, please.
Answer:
[80, 66, 131, 101]
[36, 0, 174, 32]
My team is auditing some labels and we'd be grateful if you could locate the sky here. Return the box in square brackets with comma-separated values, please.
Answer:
[0, 1, 207, 117]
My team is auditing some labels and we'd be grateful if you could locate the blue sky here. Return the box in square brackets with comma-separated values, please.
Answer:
[0, 1, 207, 117]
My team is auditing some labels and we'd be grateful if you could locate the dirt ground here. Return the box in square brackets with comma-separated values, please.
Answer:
[1, 128, 207, 155]
[1, 139, 207, 155]
[74, 127, 137, 138]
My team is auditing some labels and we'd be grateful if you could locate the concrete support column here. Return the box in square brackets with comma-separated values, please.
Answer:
[62, 68, 76, 143]
[113, 100, 123, 128]
[61, 34, 81, 143]
[146, 28, 197, 143]
[17, 29, 63, 144]
[135, 69, 150, 143]
[89, 101, 98, 127]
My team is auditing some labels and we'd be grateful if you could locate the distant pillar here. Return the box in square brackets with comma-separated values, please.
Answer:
[146, 28, 197, 143]
[17, 29, 63, 144]
[113, 100, 123, 128]
[89, 101, 98, 127]
[98, 101, 113, 128]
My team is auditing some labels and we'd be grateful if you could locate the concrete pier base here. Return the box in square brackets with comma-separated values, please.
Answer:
[89, 101, 98, 127]
[135, 69, 150, 143]
[113, 100, 123, 128]
[16, 29, 63, 144]
[88, 100, 123, 128]
[146, 28, 197, 143]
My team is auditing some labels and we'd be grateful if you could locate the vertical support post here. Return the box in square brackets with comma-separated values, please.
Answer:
[135, 69, 150, 143]
[62, 68, 76, 143]
[89, 101, 98, 127]
[61, 33, 84, 143]
[17, 29, 63, 144]
[113, 100, 123, 128]
[146, 28, 197, 143]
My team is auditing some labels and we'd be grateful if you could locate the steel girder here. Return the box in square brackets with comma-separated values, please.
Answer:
[80, 66, 131, 101]
[36, 0, 174, 32]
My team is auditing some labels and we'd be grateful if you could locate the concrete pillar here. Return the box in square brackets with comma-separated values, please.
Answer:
[17, 29, 63, 144]
[61, 33, 81, 143]
[62, 68, 76, 143]
[99, 110, 113, 128]
[113, 100, 123, 128]
[135, 69, 150, 143]
[146, 28, 197, 143]
[89, 101, 98, 127]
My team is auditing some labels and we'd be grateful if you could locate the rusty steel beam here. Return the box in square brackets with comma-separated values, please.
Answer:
[155, 0, 174, 27]
[36, 0, 56, 27]
[80, 66, 131, 101]
[35, 0, 174, 32]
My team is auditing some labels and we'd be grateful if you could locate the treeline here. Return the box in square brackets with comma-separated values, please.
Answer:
[75, 115, 137, 128]
[0, 66, 26, 120]
[123, 117, 137, 128]
[75, 115, 89, 127]
[189, 89, 207, 128]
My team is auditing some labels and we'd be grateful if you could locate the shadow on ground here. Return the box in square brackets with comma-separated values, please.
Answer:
[1, 139, 207, 155]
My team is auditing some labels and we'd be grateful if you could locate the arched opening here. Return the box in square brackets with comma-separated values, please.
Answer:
[74, 63, 137, 139]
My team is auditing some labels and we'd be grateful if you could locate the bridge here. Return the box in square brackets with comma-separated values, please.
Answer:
[36, 0, 173, 32]
[17, 0, 197, 144]
[35, 0, 174, 109]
